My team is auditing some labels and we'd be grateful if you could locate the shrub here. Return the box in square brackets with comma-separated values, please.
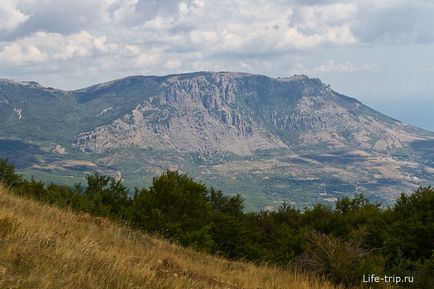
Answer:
[297, 231, 384, 288]
[83, 173, 130, 218]
[0, 159, 22, 187]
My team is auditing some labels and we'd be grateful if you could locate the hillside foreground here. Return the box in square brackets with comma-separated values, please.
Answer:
[0, 184, 343, 289]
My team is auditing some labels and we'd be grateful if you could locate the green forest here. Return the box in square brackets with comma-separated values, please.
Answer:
[1, 159, 433, 288]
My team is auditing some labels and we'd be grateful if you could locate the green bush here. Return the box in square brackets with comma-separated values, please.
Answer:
[298, 231, 385, 288]
[129, 171, 214, 250]
[1, 158, 433, 288]
[83, 173, 130, 218]
[0, 159, 22, 187]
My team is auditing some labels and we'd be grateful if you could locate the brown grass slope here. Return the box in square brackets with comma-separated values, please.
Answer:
[0, 184, 342, 289]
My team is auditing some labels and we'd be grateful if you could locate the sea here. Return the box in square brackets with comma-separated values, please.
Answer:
[362, 97, 434, 133]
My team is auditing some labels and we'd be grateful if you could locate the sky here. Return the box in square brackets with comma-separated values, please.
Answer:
[0, 0, 433, 130]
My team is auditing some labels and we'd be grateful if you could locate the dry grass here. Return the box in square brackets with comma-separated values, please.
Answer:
[0, 184, 343, 289]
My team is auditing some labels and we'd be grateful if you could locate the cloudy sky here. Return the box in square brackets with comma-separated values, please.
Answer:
[0, 0, 433, 128]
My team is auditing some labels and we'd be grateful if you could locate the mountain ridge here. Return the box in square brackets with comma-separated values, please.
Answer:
[1, 71, 433, 209]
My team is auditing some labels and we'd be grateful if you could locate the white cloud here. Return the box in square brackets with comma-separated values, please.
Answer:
[178, 2, 189, 16]
[0, 43, 47, 64]
[313, 59, 378, 73]
[0, 1, 29, 32]
[125, 45, 141, 55]
[222, 33, 243, 50]
[291, 3, 358, 30]
[164, 59, 182, 69]
[0, 0, 433, 94]
[3, 0, 430, 70]
[53, 31, 114, 60]
[134, 50, 162, 67]
[189, 30, 219, 47]
[0, 31, 117, 64]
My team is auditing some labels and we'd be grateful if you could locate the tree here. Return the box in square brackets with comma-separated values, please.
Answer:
[0, 159, 22, 187]
[130, 171, 214, 250]
[83, 173, 130, 218]
[383, 187, 434, 267]
[209, 189, 255, 258]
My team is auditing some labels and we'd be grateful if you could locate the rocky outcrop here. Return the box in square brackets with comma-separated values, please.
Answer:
[72, 72, 425, 156]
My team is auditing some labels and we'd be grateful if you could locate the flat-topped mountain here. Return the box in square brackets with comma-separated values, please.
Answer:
[1, 72, 433, 209]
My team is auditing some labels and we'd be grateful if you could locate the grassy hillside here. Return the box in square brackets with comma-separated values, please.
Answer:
[0, 184, 342, 289]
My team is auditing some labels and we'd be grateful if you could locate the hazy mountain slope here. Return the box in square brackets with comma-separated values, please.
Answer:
[0, 184, 340, 289]
[0, 80, 77, 142]
[1, 72, 434, 209]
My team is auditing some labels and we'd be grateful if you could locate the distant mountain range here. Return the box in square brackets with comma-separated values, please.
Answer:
[1, 72, 433, 209]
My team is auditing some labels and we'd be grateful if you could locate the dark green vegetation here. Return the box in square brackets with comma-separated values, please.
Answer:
[1, 159, 433, 288]
[2, 73, 434, 210]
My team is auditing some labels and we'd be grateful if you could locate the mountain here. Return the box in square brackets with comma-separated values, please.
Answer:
[1, 72, 434, 209]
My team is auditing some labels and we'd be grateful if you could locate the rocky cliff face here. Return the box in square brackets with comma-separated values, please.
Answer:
[1, 72, 434, 209]
[71, 72, 424, 155]
[73, 73, 288, 155]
